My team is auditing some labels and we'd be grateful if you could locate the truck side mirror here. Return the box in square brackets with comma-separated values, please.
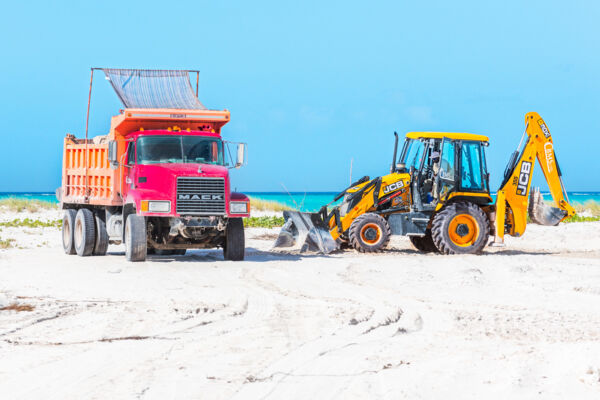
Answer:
[235, 143, 246, 169]
[108, 140, 119, 169]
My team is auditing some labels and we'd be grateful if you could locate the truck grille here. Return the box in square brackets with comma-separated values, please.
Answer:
[176, 177, 226, 215]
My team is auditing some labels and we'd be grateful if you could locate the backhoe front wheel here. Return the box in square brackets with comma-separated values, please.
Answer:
[349, 213, 391, 252]
[431, 202, 489, 255]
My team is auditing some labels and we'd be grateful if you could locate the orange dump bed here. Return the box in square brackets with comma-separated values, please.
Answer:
[61, 108, 230, 206]
[61, 136, 119, 206]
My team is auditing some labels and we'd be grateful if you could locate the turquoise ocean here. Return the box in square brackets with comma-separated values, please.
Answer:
[1, 191, 600, 212]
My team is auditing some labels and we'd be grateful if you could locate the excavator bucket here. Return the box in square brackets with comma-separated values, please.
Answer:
[529, 187, 567, 226]
[273, 211, 339, 254]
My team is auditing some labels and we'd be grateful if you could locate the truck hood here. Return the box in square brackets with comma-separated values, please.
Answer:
[136, 163, 229, 179]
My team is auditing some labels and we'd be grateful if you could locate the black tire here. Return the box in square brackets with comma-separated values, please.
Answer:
[431, 201, 490, 255]
[93, 212, 109, 256]
[154, 249, 186, 256]
[62, 209, 77, 255]
[125, 214, 147, 262]
[223, 218, 245, 261]
[154, 249, 173, 256]
[74, 209, 96, 257]
[409, 230, 439, 253]
[349, 213, 391, 253]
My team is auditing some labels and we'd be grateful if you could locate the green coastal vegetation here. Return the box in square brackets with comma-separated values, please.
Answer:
[0, 198, 598, 231]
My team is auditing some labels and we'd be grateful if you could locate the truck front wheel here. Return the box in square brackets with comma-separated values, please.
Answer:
[223, 218, 245, 261]
[125, 214, 147, 262]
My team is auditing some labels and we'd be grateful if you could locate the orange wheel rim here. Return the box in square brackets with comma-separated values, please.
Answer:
[448, 214, 480, 247]
[360, 223, 382, 245]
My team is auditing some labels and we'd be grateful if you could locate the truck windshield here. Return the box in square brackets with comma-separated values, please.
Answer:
[137, 135, 224, 165]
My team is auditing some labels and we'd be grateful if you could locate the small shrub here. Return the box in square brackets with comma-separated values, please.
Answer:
[0, 198, 57, 213]
[0, 303, 35, 312]
[564, 214, 600, 223]
[574, 200, 600, 217]
[244, 216, 285, 228]
[248, 197, 292, 212]
[0, 237, 15, 249]
[0, 218, 62, 228]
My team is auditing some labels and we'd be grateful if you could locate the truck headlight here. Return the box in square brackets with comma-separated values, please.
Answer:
[230, 202, 248, 214]
[141, 200, 171, 213]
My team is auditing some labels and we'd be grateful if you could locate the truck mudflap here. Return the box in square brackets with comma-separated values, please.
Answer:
[273, 211, 339, 254]
[528, 187, 567, 226]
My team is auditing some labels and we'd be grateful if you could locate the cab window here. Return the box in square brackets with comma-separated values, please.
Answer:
[437, 140, 456, 199]
[126, 142, 136, 165]
[401, 139, 426, 170]
[460, 142, 484, 191]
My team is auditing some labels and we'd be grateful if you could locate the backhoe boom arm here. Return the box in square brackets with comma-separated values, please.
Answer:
[494, 112, 575, 242]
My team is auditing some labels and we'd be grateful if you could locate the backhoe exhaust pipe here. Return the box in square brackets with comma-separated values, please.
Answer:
[273, 211, 339, 254]
[528, 187, 567, 226]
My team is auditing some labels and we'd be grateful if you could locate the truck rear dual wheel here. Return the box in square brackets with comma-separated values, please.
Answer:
[74, 209, 96, 256]
[63, 209, 109, 256]
[62, 209, 77, 255]
[125, 214, 147, 262]
[223, 218, 245, 261]
[93, 213, 109, 256]
[349, 213, 391, 253]
[431, 202, 489, 255]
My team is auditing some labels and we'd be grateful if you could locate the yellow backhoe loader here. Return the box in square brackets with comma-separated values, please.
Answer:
[274, 112, 575, 254]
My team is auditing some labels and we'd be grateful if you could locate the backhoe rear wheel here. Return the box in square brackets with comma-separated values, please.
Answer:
[431, 201, 489, 255]
[349, 213, 391, 253]
[409, 230, 439, 253]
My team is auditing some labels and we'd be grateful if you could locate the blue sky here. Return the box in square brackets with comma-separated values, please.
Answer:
[1, 0, 598, 192]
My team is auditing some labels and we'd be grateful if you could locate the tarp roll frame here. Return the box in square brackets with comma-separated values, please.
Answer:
[101, 68, 206, 110]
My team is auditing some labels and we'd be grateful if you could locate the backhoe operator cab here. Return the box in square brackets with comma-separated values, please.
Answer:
[395, 132, 492, 210]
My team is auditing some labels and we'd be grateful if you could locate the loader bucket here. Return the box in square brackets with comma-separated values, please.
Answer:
[529, 187, 567, 226]
[273, 211, 339, 254]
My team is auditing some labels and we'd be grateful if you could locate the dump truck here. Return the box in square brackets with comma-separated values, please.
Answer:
[275, 112, 575, 254]
[58, 69, 249, 261]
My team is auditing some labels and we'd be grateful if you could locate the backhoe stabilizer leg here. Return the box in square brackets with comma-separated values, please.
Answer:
[491, 190, 506, 246]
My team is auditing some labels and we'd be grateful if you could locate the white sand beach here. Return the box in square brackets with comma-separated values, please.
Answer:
[1, 208, 599, 399]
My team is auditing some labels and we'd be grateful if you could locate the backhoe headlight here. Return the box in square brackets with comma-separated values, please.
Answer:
[230, 202, 248, 214]
[141, 200, 171, 213]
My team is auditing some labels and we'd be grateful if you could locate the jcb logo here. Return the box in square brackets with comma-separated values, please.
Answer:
[516, 161, 532, 196]
[383, 181, 404, 194]
[538, 119, 551, 138]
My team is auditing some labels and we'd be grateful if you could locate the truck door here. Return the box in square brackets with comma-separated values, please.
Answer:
[124, 141, 136, 195]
